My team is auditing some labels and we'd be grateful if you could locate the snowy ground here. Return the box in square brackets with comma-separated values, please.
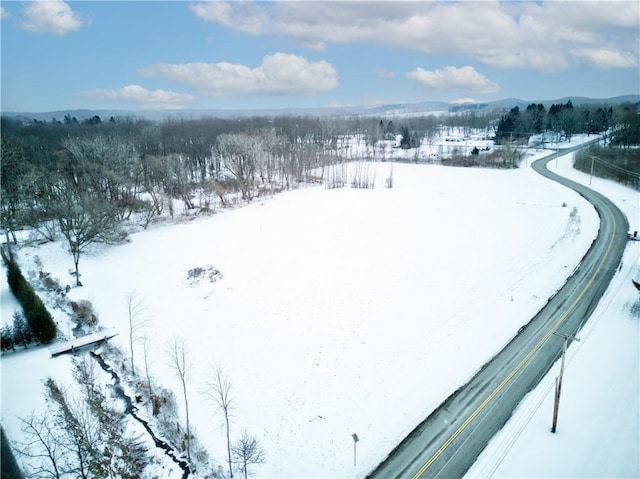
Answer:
[2, 135, 632, 479]
[467, 152, 639, 479]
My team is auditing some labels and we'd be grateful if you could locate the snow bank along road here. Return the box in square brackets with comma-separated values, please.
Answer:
[367, 146, 630, 479]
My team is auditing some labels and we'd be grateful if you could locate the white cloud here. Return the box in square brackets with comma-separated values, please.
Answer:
[19, 0, 87, 35]
[1, 7, 10, 19]
[480, 48, 570, 72]
[189, 1, 639, 71]
[376, 68, 396, 79]
[138, 53, 338, 97]
[81, 85, 195, 110]
[407, 66, 500, 95]
[570, 48, 638, 69]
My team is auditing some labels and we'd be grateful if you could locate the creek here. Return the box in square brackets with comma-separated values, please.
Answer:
[90, 351, 191, 479]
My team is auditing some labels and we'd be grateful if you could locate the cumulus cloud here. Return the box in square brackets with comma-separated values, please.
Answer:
[138, 53, 338, 97]
[407, 66, 500, 95]
[19, 0, 88, 35]
[1, 7, 10, 19]
[80, 85, 195, 110]
[189, 1, 639, 71]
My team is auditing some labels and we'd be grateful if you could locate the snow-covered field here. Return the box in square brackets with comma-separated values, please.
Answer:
[2, 135, 636, 478]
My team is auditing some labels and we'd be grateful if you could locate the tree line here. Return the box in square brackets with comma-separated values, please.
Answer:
[0, 112, 495, 284]
[2, 104, 637, 283]
[494, 100, 637, 143]
[574, 145, 640, 190]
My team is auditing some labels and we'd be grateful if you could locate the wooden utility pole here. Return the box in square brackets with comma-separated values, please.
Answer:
[551, 332, 580, 433]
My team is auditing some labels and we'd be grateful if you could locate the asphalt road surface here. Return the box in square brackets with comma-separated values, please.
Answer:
[367, 146, 630, 479]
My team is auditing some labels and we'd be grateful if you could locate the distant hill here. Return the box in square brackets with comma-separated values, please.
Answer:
[3, 95, 638, 123]
[487, 95, 640, 111]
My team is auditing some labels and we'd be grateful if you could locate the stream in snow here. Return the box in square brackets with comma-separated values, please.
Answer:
[89, 352, 191, 479]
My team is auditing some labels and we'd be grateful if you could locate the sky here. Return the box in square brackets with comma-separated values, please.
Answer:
[1, 0, 639, 113]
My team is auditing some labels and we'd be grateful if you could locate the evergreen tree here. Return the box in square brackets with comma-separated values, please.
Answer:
[399, 125, 412, 149]
[12, 311, 32, 348]
[1, 324, 15, 352]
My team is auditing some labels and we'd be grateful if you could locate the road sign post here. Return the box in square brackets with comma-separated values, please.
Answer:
[352, 433, 359, 466]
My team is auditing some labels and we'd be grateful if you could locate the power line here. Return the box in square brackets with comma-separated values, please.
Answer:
[588, 155, 640, 178]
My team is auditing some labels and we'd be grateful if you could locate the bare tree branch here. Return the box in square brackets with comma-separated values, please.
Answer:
[231, 430, 266, 479]
[14, 413, 66, 479]
[203, 364, 235, 478]
[126, 291, 148, 375]
[167, 337, 194, 462]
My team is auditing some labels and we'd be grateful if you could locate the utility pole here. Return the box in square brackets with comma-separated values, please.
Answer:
[589, 155, 595, 185]
[551, 331, 580, 433]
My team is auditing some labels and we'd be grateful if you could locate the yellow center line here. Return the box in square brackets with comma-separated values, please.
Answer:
[412, 199, 617, 479]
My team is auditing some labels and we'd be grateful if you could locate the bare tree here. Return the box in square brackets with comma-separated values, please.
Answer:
[125, 291, 148, 375]
[43, 377, 99, 479]
[217, 133, 261, 201]
[385, 164, 394, 189]
[140, 336, 154, 399]
[231, 430, 265, 479]
[165, 154, 195, 210]
[24, 359, 151, 479]
[140, 154, 168, 227]
[15, 413, 65, 478]
[61, 135, 142, 221]
[141, 184, 164, 229]
[167, 338, 193, 462]
[203, 365, 235, 478]
[49, 180, 122, 286]
[0, 132, 31, 244]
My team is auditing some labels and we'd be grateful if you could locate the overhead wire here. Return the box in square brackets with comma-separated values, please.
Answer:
[471, 240, 638, 478]
[588, 155, 640, 178]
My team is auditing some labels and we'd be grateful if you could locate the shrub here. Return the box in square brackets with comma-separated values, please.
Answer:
[70, 300, 98, 328]
[39, 271, 65, 294]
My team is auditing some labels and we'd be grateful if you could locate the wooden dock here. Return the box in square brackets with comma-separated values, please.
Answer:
[49, 329, 118, 357]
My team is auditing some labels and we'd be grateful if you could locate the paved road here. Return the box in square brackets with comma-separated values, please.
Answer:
[367, 147, 630, 479]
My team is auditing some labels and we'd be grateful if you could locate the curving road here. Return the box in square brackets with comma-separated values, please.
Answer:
[367, 145, 630, 479]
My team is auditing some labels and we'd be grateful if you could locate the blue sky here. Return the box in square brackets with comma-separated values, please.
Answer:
[1, 1, 638, 113]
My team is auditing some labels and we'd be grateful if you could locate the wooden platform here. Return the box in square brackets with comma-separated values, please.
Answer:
[49, 329, 118, 357]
